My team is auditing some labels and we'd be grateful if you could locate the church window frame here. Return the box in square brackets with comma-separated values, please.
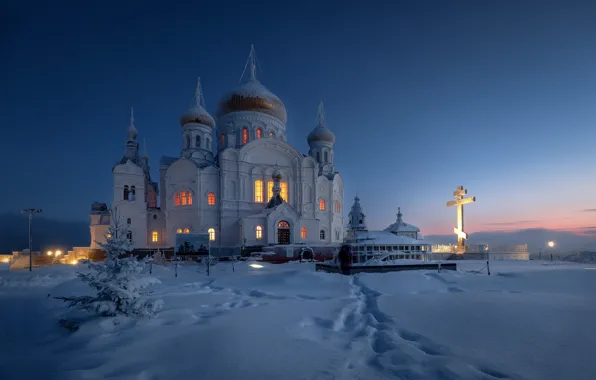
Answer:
[242, 127, 248, 145]
[123, 185, 130, 200]
[254, 180, 263, 203]
[195, 135, 201, 148]
[320, 230, 325, 240]
[301, 226, 307, 239]
[184, 228, 190, 234]
[151, 231, 158, 243]
[280, 181, 288, 201]
[269, 131, 274, 137]
[220, 133, 225, 147]
[319, 199, 326, 211]
[126, 231, 132, 242]
[176, 228, 183, 234]
[256, 225, 263, 239]
[208, 228, 216, 241]
[127, 218, 131, 225]
[175, 190, 193, 206]
[207, 192, 216, 205]
[256, 128, 262, 139]
[267, 181, 274, 201]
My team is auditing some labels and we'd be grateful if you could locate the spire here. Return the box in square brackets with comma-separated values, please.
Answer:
[348, 196, 367, 231]
[316, 101, 326, 127]
[194, 77, 203, 107]
[127, 107, 137, 141]
[240, 44, 259, 83]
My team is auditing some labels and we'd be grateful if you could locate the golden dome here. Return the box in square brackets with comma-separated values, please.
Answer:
[216, 80, 287, 124]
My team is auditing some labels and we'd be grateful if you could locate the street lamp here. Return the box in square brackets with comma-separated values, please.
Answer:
[21, 209, 42, 272]
[548, 241, 555, 248]
[47, 251, 53, 256]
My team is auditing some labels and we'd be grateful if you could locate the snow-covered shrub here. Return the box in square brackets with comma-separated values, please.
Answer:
[56, 225, 163, 317]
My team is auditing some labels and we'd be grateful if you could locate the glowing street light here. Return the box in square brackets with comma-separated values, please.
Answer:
[55, 250, 62, 256]
[548, 241, 555, 248]
[47, 251, 53, 256]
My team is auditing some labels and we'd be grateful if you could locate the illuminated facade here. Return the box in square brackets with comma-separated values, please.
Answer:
[91, 46, 344, 255]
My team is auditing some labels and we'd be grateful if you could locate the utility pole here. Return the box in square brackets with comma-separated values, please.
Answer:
[21, 209, 42, 272]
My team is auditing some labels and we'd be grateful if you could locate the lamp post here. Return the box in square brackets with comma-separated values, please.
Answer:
[21, 209, 42, 272]
[548, 241, 555, 262]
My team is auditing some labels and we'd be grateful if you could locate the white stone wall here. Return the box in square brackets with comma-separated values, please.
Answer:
[112, 161, 148, 248]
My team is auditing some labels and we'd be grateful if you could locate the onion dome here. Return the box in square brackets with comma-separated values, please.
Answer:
[180, 78, 215, 128]
[307, 101, 335, 145]
[215, 46, 287, 124]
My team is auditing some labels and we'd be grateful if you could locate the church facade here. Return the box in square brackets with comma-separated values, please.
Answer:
[91, 47, 344, 256]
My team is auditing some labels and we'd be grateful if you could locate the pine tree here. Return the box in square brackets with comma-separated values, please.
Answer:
[56, 224, 163, 317]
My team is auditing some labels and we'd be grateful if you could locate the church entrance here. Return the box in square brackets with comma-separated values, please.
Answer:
[277, 220, 291, 245]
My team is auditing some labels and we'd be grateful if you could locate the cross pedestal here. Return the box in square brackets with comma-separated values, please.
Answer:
[446, 186, 476, 254]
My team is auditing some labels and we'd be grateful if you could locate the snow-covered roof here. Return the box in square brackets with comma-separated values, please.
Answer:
[351, 230, 429, 246]
[384, 221, 420, 233]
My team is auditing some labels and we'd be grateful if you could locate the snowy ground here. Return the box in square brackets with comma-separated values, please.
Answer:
[1, 260, 595, 380]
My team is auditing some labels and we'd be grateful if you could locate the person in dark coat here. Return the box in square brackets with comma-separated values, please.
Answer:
[338, 245, 352, 275]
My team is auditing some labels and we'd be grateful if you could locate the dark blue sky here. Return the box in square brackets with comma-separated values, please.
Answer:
[2, 1, 596, 233]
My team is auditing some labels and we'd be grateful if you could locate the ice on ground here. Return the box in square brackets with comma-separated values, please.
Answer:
[0, 260, 595, 380]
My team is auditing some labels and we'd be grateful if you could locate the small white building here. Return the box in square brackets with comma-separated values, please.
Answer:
[344, 197, 432, 263]
[89, 46, 345, 257]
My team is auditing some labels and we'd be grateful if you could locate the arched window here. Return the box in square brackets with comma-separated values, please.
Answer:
[267, 181, 273, 201]
[126, 231, 132, 242]
[195, 135, 201, 148]
[242, 127, 248, 145]
[220, 133, 225, 147]
[319, 199, 326, 210]
[207, 192, 216, 205]
[184, 228, 190, 234]
[208, 228, 215, 241]
[256, 225, 263, 239]
[324, 151, 328, 162]
[301, 226, 307, 239]
[269, 131, 274, 137]
[152, 231, 158, 242]
[254, 180, 263, 202]
[278, 220, 290, 228]
[335, 200, 341, 213]
[280, 181, 288, 201]
[256, 129, 262, 139]
[176, 228, 182, 234]
[175, 191, 192, 206]
[123, 185, 129, 200]
[320, 230, 325, 240]
[130, 186, 136, 200]
[127, 218, 131, 225]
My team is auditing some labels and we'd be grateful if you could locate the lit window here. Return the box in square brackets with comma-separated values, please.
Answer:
[175, 192, 181, 206]
[254, 180, 263, 202]
[152, 231, 158, 242]
[278, 220, 290, 228]
[184, 228, 190, 234]
[256, 226, 263, 239]
[106, 233, 112, 239]
[176, 228, 182, 234]
[181, 191, 187, 205]
[256, 129, 262, 139]
[208, 228, 215, 241]
[335, 200, 341, 213]
[175, 191, 192, 206]
[280, 182, 288, 201]
[267, 181, 273, 200]
[320, 230, 325, 240]
[242, 127, 248, 145]
[301, 226, 307, 239]
[319, 199, 326, 210]
[208, 192, 216, 205]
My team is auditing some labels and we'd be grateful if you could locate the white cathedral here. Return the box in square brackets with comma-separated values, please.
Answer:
[90, 47, 344, 256]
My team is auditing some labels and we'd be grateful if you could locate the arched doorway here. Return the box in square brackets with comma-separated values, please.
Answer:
[277, 220, 291, 245]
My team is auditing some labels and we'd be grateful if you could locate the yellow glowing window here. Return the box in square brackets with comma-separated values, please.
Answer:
[152, 231, 158, 242]
[242, 128, 248, 145]
[269, 131, 274, 137]
[319, 199, 326, 210]
[106, 233, 112, 239]
[174, 193, 181, 206]
[184, 228, 190, 234]
[267, 181, 273, 201]
[208, 192, 216, 205]
[280, 182, 288, 201]
[256, 226, 262, 239]
[208, 228, 215, 241]
[335, 200, 341, 213]
[176, 228, 182, 234]
[256, 129, 262, 139]
[278, 220, 289, 228]
[301, 226, 307, 239]
[187, 192, 193, 205]
[181, 191, 187, 205]
[254, 180, 263, 202]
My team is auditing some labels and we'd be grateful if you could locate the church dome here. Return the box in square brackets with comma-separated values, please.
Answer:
[180, 78, 215, 128]
[179, 104, 215, 128]
[216, 79, 287, 124]
[307, 125, 335, 145]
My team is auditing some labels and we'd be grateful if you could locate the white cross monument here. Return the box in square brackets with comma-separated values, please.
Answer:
[446, 186, 476, 254]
